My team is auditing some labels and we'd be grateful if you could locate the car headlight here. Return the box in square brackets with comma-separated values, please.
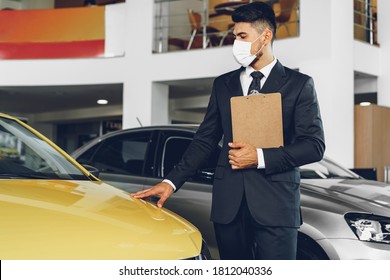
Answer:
[345, 212, 390, 244]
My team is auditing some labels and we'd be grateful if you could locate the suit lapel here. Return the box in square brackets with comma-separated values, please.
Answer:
[226, 67, 244, 97]
[260, 60, 287, 93]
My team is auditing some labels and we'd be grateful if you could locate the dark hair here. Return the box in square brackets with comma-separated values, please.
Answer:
[232, 2, 276, 34]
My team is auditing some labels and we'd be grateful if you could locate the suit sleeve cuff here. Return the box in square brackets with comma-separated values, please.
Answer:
[162, 179, 177, 192]
[257, 148, 266, 169]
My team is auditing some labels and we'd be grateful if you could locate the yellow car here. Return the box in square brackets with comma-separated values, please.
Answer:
[0, 113, 210, 260]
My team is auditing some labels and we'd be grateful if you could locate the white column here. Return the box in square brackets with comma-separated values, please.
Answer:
[277, 0, 355, 167]
[377, 0, 390, 106]
[122, 0, 155, 128]
[151, 82, 169, 125]
[327, 0, 354, 167]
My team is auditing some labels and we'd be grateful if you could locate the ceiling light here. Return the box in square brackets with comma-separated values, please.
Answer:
[97, 99, 108, 105]
[360, 102, 371, 106]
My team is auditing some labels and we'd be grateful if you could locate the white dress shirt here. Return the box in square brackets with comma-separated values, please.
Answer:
[240, 57, 278, 96]
[240, 57, 278, 169]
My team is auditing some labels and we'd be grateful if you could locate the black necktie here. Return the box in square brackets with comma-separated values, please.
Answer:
[248, 71, 264, 95]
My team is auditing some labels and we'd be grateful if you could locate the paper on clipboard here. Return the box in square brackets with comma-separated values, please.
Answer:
[231, 93, 283, 148]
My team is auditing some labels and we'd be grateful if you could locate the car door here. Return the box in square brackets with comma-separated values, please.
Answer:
[76, 130, 155, 194]
[144, 129, 220, 258]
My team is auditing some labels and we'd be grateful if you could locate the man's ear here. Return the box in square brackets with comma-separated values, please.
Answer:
[264, 28, 273, 44]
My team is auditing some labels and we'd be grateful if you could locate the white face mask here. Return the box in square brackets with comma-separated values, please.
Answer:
[232, 33, 265, 67]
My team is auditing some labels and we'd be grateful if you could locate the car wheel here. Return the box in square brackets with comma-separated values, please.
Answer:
[296, 233, 329, 260]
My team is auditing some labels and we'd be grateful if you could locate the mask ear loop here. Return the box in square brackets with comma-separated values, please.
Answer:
[252, 31, 267, 56]
[254, 43, 265, 56]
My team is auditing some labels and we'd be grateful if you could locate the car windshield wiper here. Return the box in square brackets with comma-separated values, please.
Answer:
[0, 173, 53, 179]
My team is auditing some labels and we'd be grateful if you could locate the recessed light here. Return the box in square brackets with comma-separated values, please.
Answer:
[360, 102, 371, 106]
[97, 99, 108, 105]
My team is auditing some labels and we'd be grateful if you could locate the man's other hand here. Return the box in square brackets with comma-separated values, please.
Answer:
[228, 142, 258, 170]
[131, 182, 173, 208]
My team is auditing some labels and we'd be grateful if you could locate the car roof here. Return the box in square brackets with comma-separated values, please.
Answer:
[101, 125, 199, 138]
[0, 113, 17, 121]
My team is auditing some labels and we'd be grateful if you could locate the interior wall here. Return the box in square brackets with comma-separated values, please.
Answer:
[0, 0, 21, 9]
[0, 0, 55, 9]
[22, 0, 55, 9]
[355, 76, 377, 94]
[355, 104, 390, 181]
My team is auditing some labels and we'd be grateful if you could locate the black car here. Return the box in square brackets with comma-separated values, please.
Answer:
[72, 126, 390, 260]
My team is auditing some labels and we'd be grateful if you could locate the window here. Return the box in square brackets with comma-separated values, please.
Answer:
[87, 132, 151, 176]
[0, 117, 87, 180]
[162, 135, 220, 184]
[162, 136, 192, 177]
[153, 0, 300, 53]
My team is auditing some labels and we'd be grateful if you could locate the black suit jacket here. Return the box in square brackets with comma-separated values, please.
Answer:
[166, 61, 325, 227]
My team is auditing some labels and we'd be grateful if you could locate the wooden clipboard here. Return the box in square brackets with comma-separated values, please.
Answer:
[231, 93, 284, 148]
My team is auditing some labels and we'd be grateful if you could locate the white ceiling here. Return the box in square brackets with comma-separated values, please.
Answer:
[0, 72, 374, 123]
[0, 84, 123, 116]
[0, 78, 214, 122]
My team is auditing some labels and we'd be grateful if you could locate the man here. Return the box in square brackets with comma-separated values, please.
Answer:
[133, 2, 325, 260]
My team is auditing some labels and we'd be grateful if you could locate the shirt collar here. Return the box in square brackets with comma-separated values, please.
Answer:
[245, 57, 277, 79]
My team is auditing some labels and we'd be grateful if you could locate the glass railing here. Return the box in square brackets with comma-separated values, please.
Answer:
[354, 0, 378, 45]
[153, 0, 300, 53]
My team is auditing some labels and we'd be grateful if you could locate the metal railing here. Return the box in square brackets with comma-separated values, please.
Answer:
[153, 0, 300, 53]
[354, 0, 378, 45]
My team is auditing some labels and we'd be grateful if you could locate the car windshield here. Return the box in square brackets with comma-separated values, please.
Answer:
[0, 117, 89, 180]
[300, 158, 360, 179]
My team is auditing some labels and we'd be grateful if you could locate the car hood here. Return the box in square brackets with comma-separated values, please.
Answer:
[0, 179, 201, 260]
[301, 178, 390, 216]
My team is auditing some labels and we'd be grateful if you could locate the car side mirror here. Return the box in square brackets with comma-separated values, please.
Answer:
[82, 164, 100, 178]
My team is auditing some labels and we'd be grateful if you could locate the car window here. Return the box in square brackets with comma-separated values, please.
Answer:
[162, 135, 220, 184]
[300, 158, 359, 179]
[0, 117, 88, 180]
[162, 136, 191, 177]
[76, 142, 101, 164]
[88, 132, 151, 176]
